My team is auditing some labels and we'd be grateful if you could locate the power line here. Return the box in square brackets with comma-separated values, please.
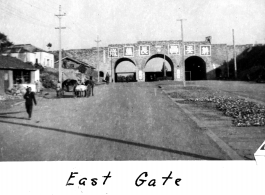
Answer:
[0, 5, 53, 28]
[19, 0, 55, 14]
[0, 1, 54, 28]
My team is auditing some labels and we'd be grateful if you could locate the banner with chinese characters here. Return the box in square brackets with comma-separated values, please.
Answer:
[200, 45, 211, 56]
[108, 47, 119, 58]
[124, 46, 134, 57]
[184, 45, 195, 55]
[139, 45, 150, 56]
[168, 44, 180, 55]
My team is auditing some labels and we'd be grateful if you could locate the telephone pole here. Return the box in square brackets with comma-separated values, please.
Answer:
[232, 29, 237, 79]
[177, 19, 187, 86]
[55, 5, 66, 87]
[95, 36, 101, 82]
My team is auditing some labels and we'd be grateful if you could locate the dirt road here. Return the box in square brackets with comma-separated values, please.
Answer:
[0, 83, 229, 161]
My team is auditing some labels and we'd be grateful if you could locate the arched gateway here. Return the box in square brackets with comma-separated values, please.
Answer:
[97, 40, 214, 82]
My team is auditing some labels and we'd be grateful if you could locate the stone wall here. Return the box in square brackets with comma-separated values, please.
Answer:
[54, 40, 253, 81]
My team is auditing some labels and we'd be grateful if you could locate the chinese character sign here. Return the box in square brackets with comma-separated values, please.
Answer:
[108, 47, 119, 58]
[200, 45, 211, 56]
[168, 44, 180, 55]
[184, 45, 195, 55]
[139, 45, 150, 56]
[124, 46, 134, 57]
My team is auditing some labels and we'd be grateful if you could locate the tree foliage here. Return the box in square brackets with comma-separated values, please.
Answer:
[0, 32, 13, 52]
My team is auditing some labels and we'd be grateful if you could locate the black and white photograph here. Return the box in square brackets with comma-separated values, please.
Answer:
[0, 0, 265, 194]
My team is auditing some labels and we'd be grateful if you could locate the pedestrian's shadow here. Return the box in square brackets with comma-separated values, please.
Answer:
[0, 115, 27, 120]
[0, 111, 26, 120]
[0, 111, 24, 115]
[0, 119, 225, 160]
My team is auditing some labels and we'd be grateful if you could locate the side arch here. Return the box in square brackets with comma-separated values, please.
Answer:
[144, 54, 174, 81]
[185, 56, 207, 80]
[114, 58, 137, 82]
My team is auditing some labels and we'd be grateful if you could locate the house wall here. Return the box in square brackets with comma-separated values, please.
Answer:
[8, 51, 54, 68]
[8, 53, 35, 64]
[36, 52, 54, 68]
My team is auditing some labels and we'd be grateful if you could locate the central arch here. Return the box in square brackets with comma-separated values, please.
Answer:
[144, 54, 174, 81]
[185, 56, 206, 80]
[114, 58, 137, 82]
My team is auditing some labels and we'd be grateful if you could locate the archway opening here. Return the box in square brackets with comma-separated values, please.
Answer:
[144, 54, 174, 82]
[115, 58, 136, 82]
[99, 71, 104, 77]
[185, 56, 206, 80]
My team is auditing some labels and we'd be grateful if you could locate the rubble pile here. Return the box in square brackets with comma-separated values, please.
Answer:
[0, 95, 6, 101]
[6, 85, 27, 96]
[0, 85, 26, 101]
[187, 96, 265, 127]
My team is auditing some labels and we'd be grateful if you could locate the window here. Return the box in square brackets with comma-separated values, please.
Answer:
[13, 70, 31, 84]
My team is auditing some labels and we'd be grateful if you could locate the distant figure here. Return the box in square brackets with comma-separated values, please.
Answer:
[89, 76, 95, 96]
[106, 74, 110, 84]
[86, 81, 91, 97]
[56, 81, 61, 97]
[23, 87, 37, 120]
[39, 80, 43, 94]
[36, 80, 41, 93]
[73, 83, 78, 97]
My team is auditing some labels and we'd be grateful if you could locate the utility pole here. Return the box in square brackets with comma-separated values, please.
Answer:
[226, 45, 229, 78]
[55, 5, 66, 88]
[177, 19, 187, 86]
[163, 48, 166, 78]
[95, 36, 101, 83]
[232, 29, 237, 79]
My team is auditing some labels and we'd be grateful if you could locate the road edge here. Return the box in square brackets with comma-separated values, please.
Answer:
[160, 87, 244, 160]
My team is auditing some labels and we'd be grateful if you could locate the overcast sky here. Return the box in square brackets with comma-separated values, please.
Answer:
[0, 0, 264, 51]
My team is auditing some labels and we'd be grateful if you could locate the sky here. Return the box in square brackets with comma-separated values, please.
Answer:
[0, 0, 265, 51]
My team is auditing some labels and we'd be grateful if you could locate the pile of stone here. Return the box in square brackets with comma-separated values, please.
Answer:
[187, 96, 265, 127]
[0, 95, 6, 101]
[3, 85, 27, 100]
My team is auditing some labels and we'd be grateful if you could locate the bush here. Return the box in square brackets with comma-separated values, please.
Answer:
[40, 68, 59, 89]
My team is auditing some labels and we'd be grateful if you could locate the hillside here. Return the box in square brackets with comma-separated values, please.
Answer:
[229, 45, 265, 81]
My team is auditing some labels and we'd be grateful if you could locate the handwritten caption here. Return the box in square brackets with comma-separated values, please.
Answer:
[66, 171, 181, 187]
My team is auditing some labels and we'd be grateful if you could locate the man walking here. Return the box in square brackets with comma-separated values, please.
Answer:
[89, 76, 95, 96]
[23, 87, 37, 120]
[56, 81, 61, 97]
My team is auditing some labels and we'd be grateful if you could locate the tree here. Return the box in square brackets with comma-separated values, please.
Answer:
[0, 32, 13, 52]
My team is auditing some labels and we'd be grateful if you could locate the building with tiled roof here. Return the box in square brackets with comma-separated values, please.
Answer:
[0, 55, 37, 94]
[2, 44, 54, 69]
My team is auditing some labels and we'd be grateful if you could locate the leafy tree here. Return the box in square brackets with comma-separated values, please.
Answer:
[0, 32, 13, 52]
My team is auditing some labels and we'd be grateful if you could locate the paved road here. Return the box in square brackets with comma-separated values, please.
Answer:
[0, 82, 230, 161]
